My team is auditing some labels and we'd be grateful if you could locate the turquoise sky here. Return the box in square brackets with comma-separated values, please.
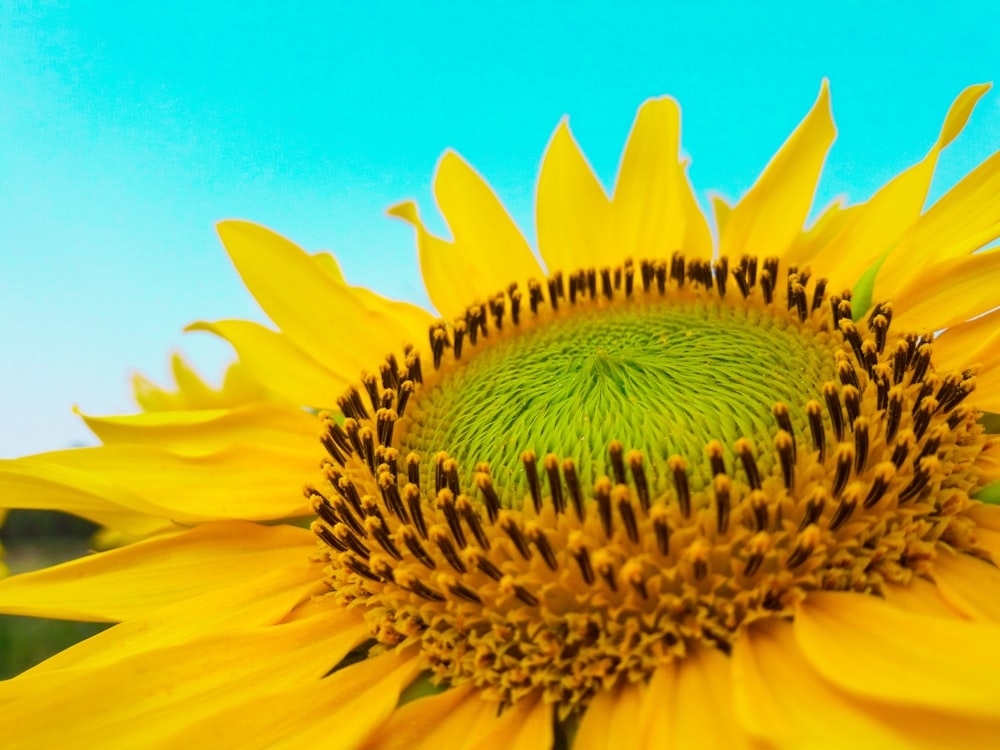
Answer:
[1, 1, 998, 457]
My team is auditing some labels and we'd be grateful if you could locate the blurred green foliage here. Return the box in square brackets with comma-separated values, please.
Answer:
[0, 510, 113, 679]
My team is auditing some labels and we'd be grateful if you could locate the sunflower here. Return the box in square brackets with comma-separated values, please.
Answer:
[2, 82, 1000, 749]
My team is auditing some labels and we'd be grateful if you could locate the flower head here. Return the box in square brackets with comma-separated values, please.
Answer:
[2, 83, 1000, 748]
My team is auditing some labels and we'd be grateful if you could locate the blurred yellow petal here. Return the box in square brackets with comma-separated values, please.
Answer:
[0, 564, 331, 704]
[795, 591, 1000, 716]
[710, 193, 732, 236]
[641, 647, 748, 748]
[466, 693, 552, 750]
[391, 152, 543, 321]
[0, 522, 312, 621]
[0, 455, 180, 536]
[30, 443, 311, 523]
[311, 250, 434, 347]
[217, 221, 420, 371]
[574, 680, 644, 750]
[0, 609, 368, 750]
[878, 145, 1000, 294]
[536, 118, 611, 271]
[891, 248, 1000, 330]
[783, 199, 852, 270]
[811, 84, 991, 288]
[188, 319, 348, 407]
[359, 683, 530, 750]
[720, 81, 836, 262]
[132, 353, 270, 413]
[79, 402, 317, 455]
[733, 619, 906, 748]
[173, 649, 420, 750]
[932, 550, 1000, 623]
[610, 96, 713, 263]
[433, 151, 543, 285]
[932, 308, 1000, 375]
[881, 576, 968, 619]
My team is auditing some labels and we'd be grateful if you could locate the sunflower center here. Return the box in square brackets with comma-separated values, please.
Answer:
[398, 300, 837, 500]
[309, 255, 990, 713]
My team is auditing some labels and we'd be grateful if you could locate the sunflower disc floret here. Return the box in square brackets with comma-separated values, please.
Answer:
[309, 254, 989, 711]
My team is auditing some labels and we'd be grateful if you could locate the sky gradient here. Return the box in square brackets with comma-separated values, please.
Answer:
[2, 1, 999, 457]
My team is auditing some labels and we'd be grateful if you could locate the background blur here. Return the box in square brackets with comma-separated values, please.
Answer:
[2, 0, 999, 459]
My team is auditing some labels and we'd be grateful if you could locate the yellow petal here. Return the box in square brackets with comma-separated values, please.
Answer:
[610, 97, 713, 263]
[720, 81, 836, 262]
[388, 200, 471, 320]
[0, 521, 313, 621]
[881, 576, 969, 619]
[535, 118, 611, 272]
[811, 84, 991, 290]
[973, 370, 1000, 413]
[574, 680, 644, 750]
[392, 152, 544, 321]
[359, 683, 493, 750]
[433, 151, 543, 288]
[975, 444, 1000, 491]
[710, 193, 731, 236]
[171, 649, 420, 750]
[31, 443, 312, 524]
[311, 250, 434, 347]
[733, 618, 986, 749]
[188, 319, 348, 407]
[795, 591, 1000, 716]
[132, 353, 270, 412]
[466, 693, 552, 750]
[966, 500, 1000, 560]
[11, 563, 330, 681]
[0, 606, 368, 749]
[641, 647, 748, 748]
[967, 502, 1000, 533]
[783, 198, 851, 269]
[79, 402, 317, 455]
[933, 550, 1000, 623]
[890, 247, 1000, 331]
[0, 455, 179, 536]
[931, 308, 1000, 375]
[878, 129, 1000, 292]
[217, 221, 418, 373]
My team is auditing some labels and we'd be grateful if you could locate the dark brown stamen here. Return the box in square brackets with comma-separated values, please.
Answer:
[734, 440, 761, 492]
[798, 487, 826, 531]
[713, 474, 731, 534]
[823, 382, 845, 442]
[832, 445, 854, 497]
[544, 453, 565, 514]
[775, 430, 796, 490]
[399, 525, 436, 569]
[863, 462, 895, 509]
[500, 513, 532, 559]
[853, 417, 869, 474]
[475, 472, 502, 524]
[436, 489, 467, 549]
[614, 485, 639, 543]
[805, 400, 826, 461]
[521, 450, 542, 514]
[403, 483, 427, 538]
[706, 440, 726, 477]
[526, 524, 558, 570]
[456, 494, 490, 549]
[627, 450, 650, 512]
[431, 527, 467, 572]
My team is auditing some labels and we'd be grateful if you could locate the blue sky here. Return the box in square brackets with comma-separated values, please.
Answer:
[1, 1, 998, 457]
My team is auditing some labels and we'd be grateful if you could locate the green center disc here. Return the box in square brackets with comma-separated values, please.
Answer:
[400, 301, 838, 502]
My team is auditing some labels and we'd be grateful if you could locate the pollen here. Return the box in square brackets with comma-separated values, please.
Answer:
[310, 254, 993, 712]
